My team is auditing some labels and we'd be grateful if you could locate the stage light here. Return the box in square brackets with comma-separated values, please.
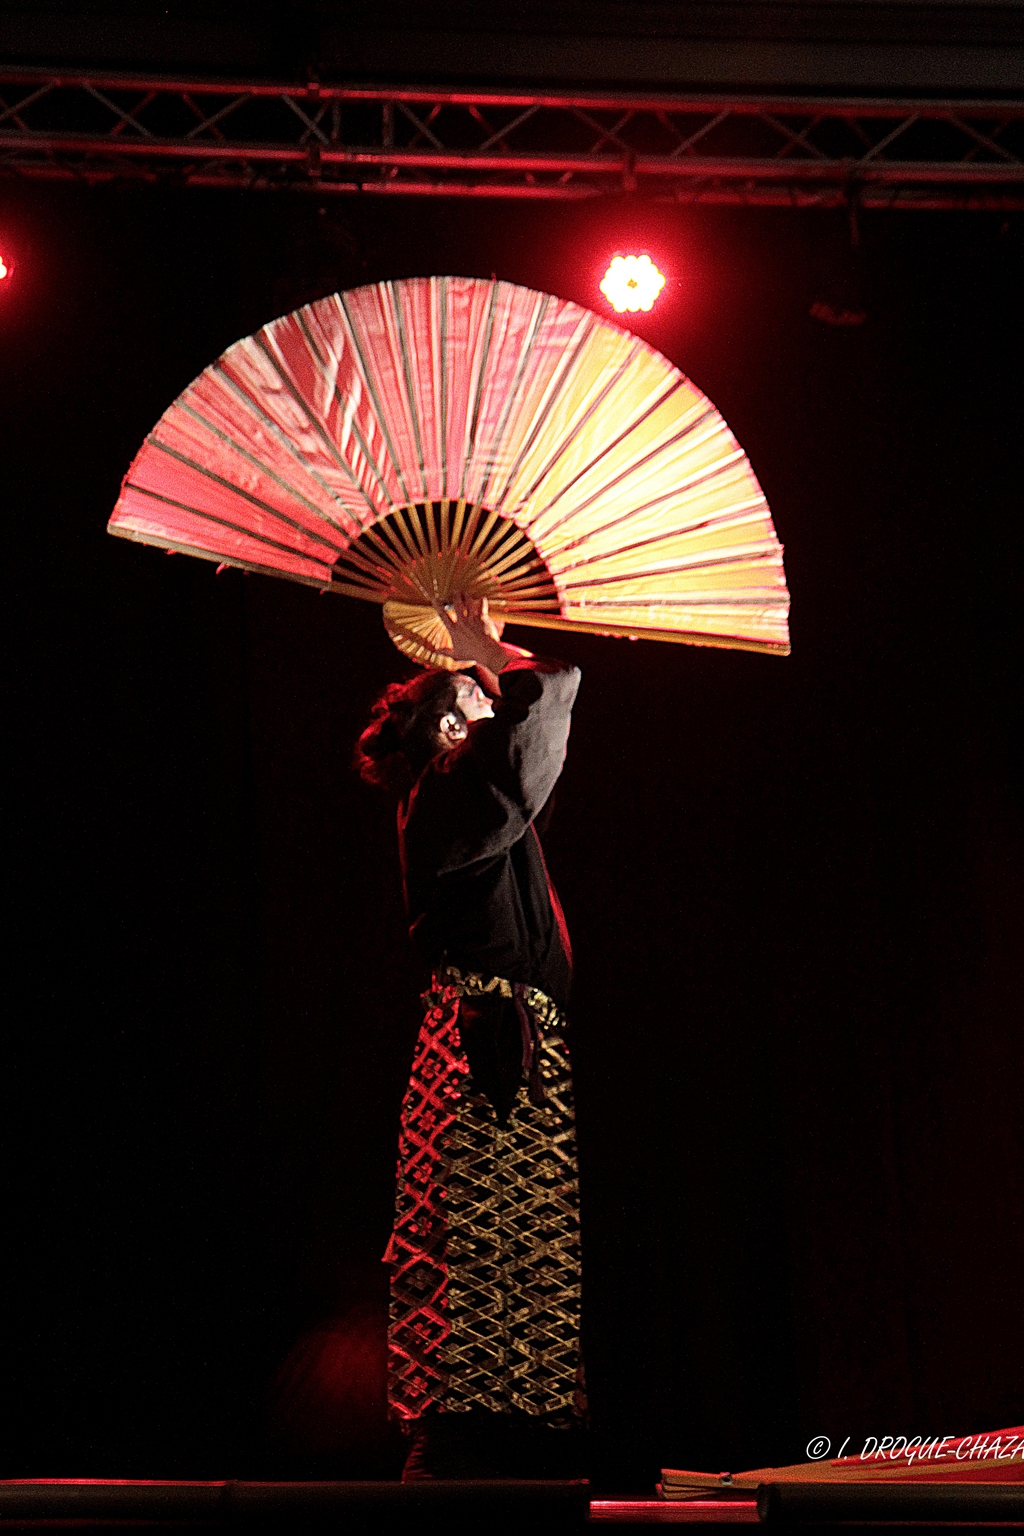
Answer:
[600, 254, 665, 313]
[0, 250, 10, 282]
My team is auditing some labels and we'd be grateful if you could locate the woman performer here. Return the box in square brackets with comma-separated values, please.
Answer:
[356, 594, 585, 1480]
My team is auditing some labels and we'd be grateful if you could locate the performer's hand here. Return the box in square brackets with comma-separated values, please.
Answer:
[435, 593, 529, 680]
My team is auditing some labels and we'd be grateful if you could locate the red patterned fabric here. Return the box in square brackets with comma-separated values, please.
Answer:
[385, 971, 585, 1422]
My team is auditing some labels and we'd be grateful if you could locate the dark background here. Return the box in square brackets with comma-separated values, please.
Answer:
[5, 0, 1023, 93]
[3, 183, 1022, 1489]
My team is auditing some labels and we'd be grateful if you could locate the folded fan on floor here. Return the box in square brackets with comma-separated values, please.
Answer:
[108, 275, 790, 665]
[659, 1427, 1024, 1500]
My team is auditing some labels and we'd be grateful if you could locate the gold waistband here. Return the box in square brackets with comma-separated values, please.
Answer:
[428, 965, 568, 1032]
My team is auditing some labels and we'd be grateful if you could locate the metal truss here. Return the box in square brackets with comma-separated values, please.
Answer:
[1, 68, 1022, 210]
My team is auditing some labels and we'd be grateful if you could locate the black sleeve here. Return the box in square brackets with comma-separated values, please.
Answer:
[404, 660, 581, 876]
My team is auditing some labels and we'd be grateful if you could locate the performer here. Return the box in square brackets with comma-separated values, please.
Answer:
[356, 594, 585, 1480]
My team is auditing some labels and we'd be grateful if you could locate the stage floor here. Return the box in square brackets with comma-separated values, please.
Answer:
[0, 1482, 755, 1529]
[0, 1480, 1020, 1529]
[592, 1499, 758, 1522]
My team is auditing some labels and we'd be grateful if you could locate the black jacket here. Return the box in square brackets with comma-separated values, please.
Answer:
[398, 658, 580, 1009]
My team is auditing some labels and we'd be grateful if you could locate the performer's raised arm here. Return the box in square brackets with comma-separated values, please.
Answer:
[404, 596, 580, 872]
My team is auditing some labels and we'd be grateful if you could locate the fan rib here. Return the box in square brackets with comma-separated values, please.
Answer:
[424, 497, 440, 557]
[558, 550, 785, 592]
[407, 502, 434, 563]
[568, 591, 784, 606]
[479, 555, 542, 597]
[445, 506, 491, 595]
[399, 513, 451, 604]
[465, 505, 506, 569]
[501, 610, 789, 656]
[122, 481, 336, 571]
[470, 505, 517, 564]
[486, 542, 549, 585]
[437, 498, 463, 594]
[330, 538, 404, 592]
[452, 499, 487, 570]
[332, 577, 398, 601]
[392, 504, 429, 567]
[489, 554, 555, 587]
[144, 437, 346, 557]
[479, 532, 541, 591]
[327, 530, 397, 577]
[437, 278, 449, 493]
[329, 566, 391, 599]
[364, 513, 418, 571]
[109, 525, 340, 589]
[495, 592, 563, 608]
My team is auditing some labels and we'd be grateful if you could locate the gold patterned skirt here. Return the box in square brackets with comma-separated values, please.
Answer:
[384, 967, 586, 1422]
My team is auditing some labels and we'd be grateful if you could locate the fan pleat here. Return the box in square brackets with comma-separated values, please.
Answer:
[514, 344, 646, 520]
[155, 405, 351, 551]
[472, 292, 551, 510]
[547, 478, 751, 565]
[109, 276, 790, 656]
[114, 484, 332, 583]
[207, 365, 374, 531]
[533, 406, 729, 549]
[128, 443, 340, 565]
[528, 378, 698, 534]
[486, 310, 599, 513]
[224, 338, 384, 518]
[503, 322, 633, 521]
[287, 312, 399, 511]
[557, 516, 781, 583]
[461, 286, 503, 503]
[335, 292, 419, 508]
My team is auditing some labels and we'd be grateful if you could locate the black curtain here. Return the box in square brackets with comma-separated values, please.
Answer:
[5, 183, 1022, 1487]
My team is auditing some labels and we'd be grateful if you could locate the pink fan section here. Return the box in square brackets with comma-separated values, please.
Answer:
[108, 277, 598, 579]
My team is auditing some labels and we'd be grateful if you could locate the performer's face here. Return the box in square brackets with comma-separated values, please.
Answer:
[437, 674, 494, 748]
[454, 675, 495, 721]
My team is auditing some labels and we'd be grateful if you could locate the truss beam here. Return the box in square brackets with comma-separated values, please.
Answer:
[1, 69, 1022, 210]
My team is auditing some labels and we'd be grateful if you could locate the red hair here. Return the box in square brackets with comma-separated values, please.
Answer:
[355, 670, 466, 792]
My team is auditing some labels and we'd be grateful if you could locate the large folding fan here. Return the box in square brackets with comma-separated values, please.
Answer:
[108, 276, 790, 664]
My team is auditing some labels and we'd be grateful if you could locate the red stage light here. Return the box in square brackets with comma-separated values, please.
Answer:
[600, 254, 666, 313]
[0, 250, 10, 282]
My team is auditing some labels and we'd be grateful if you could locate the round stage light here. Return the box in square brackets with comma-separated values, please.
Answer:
[0, 251, 10, 282]
[600, 254, 666, 313]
